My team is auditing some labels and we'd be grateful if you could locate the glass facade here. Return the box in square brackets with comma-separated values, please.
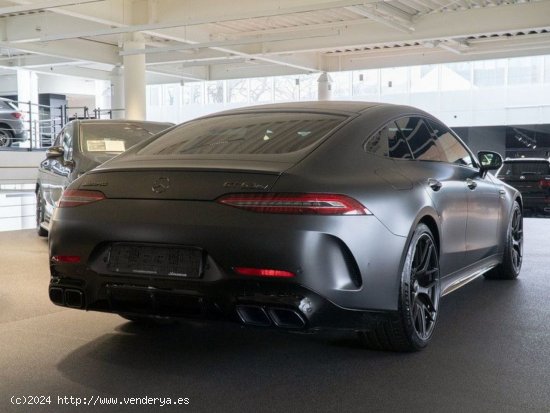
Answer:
[147, 54, 550, 126]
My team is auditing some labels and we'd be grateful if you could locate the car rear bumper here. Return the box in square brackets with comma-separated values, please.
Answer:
[48, 276, 391, 331]
[48, 198, 408, 327]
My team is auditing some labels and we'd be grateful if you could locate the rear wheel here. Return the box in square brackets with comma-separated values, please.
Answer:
[0, 129, 13, 147]
[358, 223, 441, 351]
[485, 201, 523, 280]
[36, 191, 48, 237]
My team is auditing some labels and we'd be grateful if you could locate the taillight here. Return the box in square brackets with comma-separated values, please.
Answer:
[234, 267, 295, 278]
[539, 179, 550, 189]
[51, 255, 81, 263]
[217, 193, 370, 215]
[11, 112, 22, 119]
[58, 189, 105, 208]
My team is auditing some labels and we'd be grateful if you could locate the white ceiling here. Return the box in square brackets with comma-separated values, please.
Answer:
[0, 0, 548, 83]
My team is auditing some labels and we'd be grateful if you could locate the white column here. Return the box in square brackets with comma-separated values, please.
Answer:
[110, 66, 125, 119]
[16, 69, 39, 147]
[123, 33, 146, 120]
[317, 72, 332, 101]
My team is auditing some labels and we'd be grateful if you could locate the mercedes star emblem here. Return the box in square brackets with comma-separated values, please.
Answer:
[152, 177, 170, 194]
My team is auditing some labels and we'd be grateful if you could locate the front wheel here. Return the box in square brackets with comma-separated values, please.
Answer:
[484, 201, 523, 280]
[358, 223, 441, 351]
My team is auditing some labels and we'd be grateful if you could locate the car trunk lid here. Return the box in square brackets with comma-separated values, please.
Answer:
[77, 162, 285, 200]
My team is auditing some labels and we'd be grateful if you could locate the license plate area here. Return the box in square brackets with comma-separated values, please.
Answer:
[107, 243, 203, 278]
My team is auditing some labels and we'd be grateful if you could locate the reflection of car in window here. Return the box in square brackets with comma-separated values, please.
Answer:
[496, 158, 550, 216]
[35, 119, 173, 236]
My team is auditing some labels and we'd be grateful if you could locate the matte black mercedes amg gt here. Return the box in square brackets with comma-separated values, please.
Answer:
[48, 102, 523, 351]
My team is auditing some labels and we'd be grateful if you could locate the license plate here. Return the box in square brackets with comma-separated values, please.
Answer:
[107, 244, 203, 278]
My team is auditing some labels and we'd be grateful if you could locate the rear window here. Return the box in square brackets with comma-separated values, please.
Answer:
[80, 123, 170, 154]
[498, 161, 550, 176]
[0, 100, 18, 111]
[137, 112, 346, 156]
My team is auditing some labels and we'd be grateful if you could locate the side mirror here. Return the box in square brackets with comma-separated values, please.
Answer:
[478, 151, 503, 176]
[46, 146, 64, 159]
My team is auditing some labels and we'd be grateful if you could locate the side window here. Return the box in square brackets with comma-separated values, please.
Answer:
[364, 122, 412, 160]
[426, 119, 473, 167]
[62, 125, 73, 161]
[53, 131, 63, 147]
[396, 117, 444, 162]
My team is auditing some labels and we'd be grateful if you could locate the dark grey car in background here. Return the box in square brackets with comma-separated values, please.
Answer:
[36, 119, 173, 235]
[48, 102, 523, 351]
[496, 157, 550, 216]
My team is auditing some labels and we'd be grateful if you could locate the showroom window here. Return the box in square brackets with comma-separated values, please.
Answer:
[274, 76, 300, 101]
[227, 79, 249, 104]
[206, 81, 224, 104]
[330, 72, 352, 98]
[508, 56, 542, 85]
[441, 62, 472, 91]
[396, 117, 444, 161]
[183, 82, 203, 105]
[352, 70, 379, 97]
[381, 67, 408, 94]
[473, 60, 506, 87]
[410, 65, 439, 92]
[249, 77, 273, 103]
[543, 56, 550, 83]
[364, 123, 412, 159]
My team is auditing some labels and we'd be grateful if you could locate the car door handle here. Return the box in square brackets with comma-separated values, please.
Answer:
[466, 178, 477, 190]
[428, 178, 442, 192]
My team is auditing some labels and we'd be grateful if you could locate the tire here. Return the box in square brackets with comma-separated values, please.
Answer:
[358, 223, 441, 352]
[36, 191, 48, 237]
[0, 129, 13, 147]
[484, 201, 523, 280]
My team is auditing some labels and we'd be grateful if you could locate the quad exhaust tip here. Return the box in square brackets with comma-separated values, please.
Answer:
[49, 287, 84, 309]
[236, 305, 306, 329]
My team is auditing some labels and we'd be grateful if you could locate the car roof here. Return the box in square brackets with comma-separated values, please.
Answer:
[208, 101, 384, 117]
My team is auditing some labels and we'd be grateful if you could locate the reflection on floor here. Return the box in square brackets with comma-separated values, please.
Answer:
[0, 183, 36, 232]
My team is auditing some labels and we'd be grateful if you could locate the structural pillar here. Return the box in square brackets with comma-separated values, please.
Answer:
[16, 69, 39, 147]
[110, 66, 125, 119]
[123, 33, 146, 120]
[317, 72, 332, 101]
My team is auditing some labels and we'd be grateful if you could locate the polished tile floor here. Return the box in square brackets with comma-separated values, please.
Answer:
[0, 219, 549, 412]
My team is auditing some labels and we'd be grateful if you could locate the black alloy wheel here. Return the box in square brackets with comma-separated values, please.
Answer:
[408, 229, 440, 341]
[485, 201, 523, 280]
[359, 223, 440, 351]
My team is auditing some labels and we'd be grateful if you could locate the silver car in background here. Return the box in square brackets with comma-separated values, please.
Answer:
[36, 119, 173, 235]
[0, 98, 28, 148]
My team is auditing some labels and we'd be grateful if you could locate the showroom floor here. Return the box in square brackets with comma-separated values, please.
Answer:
[1, 220, 549, 413]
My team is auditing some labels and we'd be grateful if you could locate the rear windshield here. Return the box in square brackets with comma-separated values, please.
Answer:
[0, 100, 18, 111]
[137, 112, 347, 156]
[80, 123, 171, 154]
[498, 161, 550, 176]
